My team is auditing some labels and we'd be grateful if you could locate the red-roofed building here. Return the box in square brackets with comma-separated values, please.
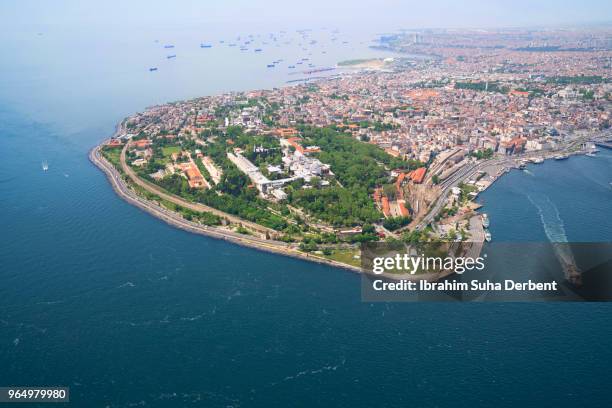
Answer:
[381, 196, 391, 217]
[274, 128, 299, 138]
[510, 90, 530, 97]
[409, 167, 427, 184]
[132, 139, 151, 149]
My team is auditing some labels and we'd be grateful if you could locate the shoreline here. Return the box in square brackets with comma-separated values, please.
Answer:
[89, 140, 365, 274]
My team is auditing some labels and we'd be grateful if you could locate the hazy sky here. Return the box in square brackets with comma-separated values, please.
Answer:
[1, 0, 610, 31]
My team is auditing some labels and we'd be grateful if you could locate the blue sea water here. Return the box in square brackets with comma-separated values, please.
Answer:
[1, 24, 612, 407]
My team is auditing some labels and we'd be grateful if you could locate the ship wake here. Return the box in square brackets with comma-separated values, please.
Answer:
[527, 193, 582, 285]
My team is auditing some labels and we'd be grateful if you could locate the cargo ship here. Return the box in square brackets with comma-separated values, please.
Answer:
[149, 67, 158, 72]
[200, 43, 212, 48]
[166, 54, 176, 59]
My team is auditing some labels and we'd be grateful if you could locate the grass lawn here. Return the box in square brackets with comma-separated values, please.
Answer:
[322, 248, 361, 268]
[101, 146, 122, 169]
[161, 146, 181, 157]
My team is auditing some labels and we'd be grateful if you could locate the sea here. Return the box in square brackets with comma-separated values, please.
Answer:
[1, 24, 611, 407]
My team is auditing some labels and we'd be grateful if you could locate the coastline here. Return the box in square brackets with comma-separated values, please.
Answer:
[89, 139, 365, 274]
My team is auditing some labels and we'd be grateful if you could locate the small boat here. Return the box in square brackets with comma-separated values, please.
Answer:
[518, 163, 527, 170]
[149, 67, 158, 72]
[166, 54, 176, 59]
[254, 48, 262, 52]
[554, 154, 569, 160]
[586, 152, 597, 157]
[163, 45, 174, 49]
[481, 213, 490, 228]
[288, 65, 296, 69]
[266, 64, 275, 68]
[200, 43, 212, 48]
[533, 157, 544, 164]
[484, 230, 492, 242]
[42, 160, 48, 171]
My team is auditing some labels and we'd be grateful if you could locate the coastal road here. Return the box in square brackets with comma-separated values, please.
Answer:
[119, 144, 278, 237]
[92, 144, 363, 272]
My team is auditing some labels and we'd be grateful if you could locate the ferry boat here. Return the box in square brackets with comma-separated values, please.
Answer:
[149, 67, 158, 72]
[484, 229, 492, 242]
[554, 154, 569, 160]
[42, 160, 48, 171]
[481, 213, 490, 228]
[533, 157, 544, 164]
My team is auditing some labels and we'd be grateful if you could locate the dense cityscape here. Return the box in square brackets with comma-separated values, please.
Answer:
[96, 27, 611, 271]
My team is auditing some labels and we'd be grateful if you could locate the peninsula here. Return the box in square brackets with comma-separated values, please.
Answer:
[92, 28, 611, 275]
